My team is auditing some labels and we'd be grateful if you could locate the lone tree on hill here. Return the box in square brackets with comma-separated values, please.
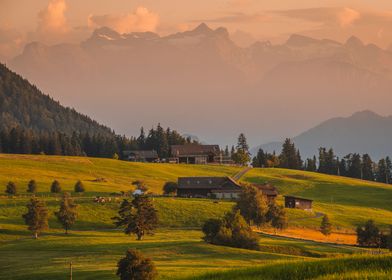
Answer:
[5, 181, 17, 196]
[112, 195, 158, 240]
[235, 184, 268, 227]
[266, 202, 288, 233]
[116, 249, 157, 280]
[162, 182, 177, 195]
[22, 197, 49, 239]
[74, 180, 85, 193]
[320, 215, 332, 237]
[356, 220, 381, 247]
[50, 180, 62, 193]
[27, 180, 37, 193]
[55, 192, 78, 234]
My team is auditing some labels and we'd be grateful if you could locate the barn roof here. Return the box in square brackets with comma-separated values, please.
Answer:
[123, 150, 158, 158]
[284, 195, 313, 202]
[171, 144, 220, 157]
[177, 176, 241, 190]
[254, 183, 278, 196]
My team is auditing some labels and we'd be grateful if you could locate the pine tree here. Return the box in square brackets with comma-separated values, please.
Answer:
[112, 196, 158, 240]
[376, 159, 388, 183]
[137, 127, 146, 149]
[27, 180, 37, 193]
[55, 192, 78, 234]
[361, 154, 374, 181]
[320, 215, 332, 237]
[116, 249, 157, 280]
[233, 133, 251, 165]
[386, 157, 392, 184]
[51, 180, 62, 193]
[22, 197, 49, 239]
[5, 181, 17, 196]
[74, 180, 85, 193]
[279, 139, 299, 169]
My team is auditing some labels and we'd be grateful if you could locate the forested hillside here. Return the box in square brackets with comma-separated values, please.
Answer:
[0, 63, 113, 136]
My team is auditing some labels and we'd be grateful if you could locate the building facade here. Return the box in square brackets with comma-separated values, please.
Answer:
[177, 177, 242, 199]
[284, 196, 313, 210]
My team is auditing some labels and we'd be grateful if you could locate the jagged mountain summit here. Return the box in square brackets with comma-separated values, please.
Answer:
[8, 23, 392, 144]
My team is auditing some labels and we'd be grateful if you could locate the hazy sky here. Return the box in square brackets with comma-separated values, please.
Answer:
[1, 0, 392, 60]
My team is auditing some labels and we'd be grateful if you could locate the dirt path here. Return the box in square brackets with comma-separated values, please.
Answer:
[232, 166, 252, 181]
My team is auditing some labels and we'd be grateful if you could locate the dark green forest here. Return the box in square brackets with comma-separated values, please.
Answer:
[0, 64, 190, 158]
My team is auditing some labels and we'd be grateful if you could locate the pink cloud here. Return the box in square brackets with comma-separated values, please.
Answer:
[88, 6, 159, 34]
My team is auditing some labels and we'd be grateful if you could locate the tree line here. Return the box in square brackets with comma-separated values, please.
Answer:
[252, 138, 392, 184]
[0, 124, 192, 159]
[5, 180, 85, 196]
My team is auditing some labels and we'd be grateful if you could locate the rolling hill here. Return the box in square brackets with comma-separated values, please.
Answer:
[252, 110, 392, 159]
[1, 154, 391, 279]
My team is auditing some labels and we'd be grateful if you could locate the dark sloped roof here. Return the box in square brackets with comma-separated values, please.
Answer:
[284, 195, 313, 202]
[178, 176, 241, 190]
[254, 183, 278, 196]
[171, 144, 220, 157]
[123, 150, 158, 158]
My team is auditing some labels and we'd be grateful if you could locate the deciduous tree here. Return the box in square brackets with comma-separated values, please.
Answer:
[22, 197, 49, 239]
[116, 249, 157, 280]
[55, 192, 78, 234]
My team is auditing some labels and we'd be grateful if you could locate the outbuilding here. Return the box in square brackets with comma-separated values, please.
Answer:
[284, 196, 313, 210]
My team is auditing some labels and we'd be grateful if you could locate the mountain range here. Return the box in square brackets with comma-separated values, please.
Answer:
[7, 23, 392, 145]
[251, 110, 392, 160]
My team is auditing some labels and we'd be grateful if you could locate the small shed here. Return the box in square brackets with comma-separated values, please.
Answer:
[254, 183, 278, 203]
[284, 196, 313, 210]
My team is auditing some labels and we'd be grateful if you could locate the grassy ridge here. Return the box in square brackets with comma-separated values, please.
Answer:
[0, 154, 241, 194]
[190, 254, 392, 280]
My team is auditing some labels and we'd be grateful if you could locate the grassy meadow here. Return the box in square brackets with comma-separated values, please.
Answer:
[1, 154, 392, 279]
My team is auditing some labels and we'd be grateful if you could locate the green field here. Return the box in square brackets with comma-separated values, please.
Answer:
[1, 154, 391, 279]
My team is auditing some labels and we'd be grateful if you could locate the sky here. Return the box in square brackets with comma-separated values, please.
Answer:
[1, 0, 392, 60]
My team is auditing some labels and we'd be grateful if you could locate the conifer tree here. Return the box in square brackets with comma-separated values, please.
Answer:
[27, 180, 37, 193]
[376, 159, 388, 183]
[50, 180, 62, 193]
[320, 215, 332, 237]
[55, 192, 78, 234]
[22, 197, 49, 239]
[279, 138, 299, 169]
[361, 154, 374, 181]
[5, 181, 17, 196]
[74, 180, 85, 193]
[232, 133, 251, 165]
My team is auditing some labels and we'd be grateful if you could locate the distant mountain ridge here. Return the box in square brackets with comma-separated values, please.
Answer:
[8, 23, 392, 143]
[0, 63, 114, 137]
[251, 111, 392, 160]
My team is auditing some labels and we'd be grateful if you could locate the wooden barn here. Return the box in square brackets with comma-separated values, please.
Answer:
[284, 196, 313, 210]
[123, 150, 159, 162]
[254, 183, 278, 203]
[177, 177, 242, 199]
[170, 144, 220, 164]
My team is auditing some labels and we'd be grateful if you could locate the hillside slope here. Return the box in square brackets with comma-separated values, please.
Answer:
[0, 63, 113, 136]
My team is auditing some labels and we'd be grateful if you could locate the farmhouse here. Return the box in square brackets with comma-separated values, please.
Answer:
[177, 177, 242, 199]
[170, 144, 221, 164]
[284, 196, 313, 210]
[123, 150, 159, 162]
[254, 183, 278, 202]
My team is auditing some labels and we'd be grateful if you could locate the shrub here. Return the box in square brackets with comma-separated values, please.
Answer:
[202, 209, 260, 250]
[27, 180, 37, 193]
[162, 182, 177, 195]
[50, 180, 62, 193]
[5, 181, 17, 196]
[356, 220, 381, 247]
[267, 202, 288, 233]
[320, 215, 332, 236]
[74, 180, 85, 193]
[116, 249, 157, 280]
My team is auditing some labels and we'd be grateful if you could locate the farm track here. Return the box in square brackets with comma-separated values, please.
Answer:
[233, 167, 252, 181]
